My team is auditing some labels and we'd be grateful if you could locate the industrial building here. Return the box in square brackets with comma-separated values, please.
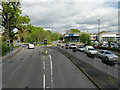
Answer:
[64, 32, 120, 43]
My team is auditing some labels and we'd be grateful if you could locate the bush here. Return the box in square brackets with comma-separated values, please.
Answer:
[97, 46, 120, 52]
[1, 42, 10, 56]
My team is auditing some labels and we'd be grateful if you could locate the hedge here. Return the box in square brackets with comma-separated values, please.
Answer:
[0, 42, 10, 56]
[97, 46, 120, 52]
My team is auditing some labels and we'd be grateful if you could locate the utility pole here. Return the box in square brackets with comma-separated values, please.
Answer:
[51, 24, 54, 46]
[52, 24, 54, 34]
[97, 18, 100, 45]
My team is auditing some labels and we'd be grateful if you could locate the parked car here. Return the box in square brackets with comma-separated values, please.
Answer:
[85, 46, 97, 58]
[28, 42, 34, 49]
[65, 44, 69, 49]
[96, 50, 118, 63]
[111, 43, 119, 48]
[77, 46, 85, 52]
[69, 44, 77, 49]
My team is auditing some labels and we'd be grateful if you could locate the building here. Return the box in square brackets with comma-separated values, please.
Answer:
[99, 32, 120, 42]
[64, 32, 120, 43]
[64, 33, 80, 42]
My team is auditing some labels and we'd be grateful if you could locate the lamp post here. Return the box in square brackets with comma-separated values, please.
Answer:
[97, 18, 100, 45]
[51, 24, 54, 46]
[51, 24, 54, 34]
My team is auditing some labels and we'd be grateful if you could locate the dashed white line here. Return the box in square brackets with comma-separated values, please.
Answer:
[43, 56, 44, 60]
[43, 61, 45, 70]
[49, 55, 53, 88]
[43, 74, 46, 90]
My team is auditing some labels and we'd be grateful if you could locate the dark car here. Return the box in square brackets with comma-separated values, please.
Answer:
[65, 44, 69, 49]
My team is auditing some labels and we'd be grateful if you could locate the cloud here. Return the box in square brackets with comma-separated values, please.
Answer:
[21, 0, 118, 34]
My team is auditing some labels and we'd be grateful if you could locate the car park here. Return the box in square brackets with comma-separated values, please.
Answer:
[28, 42, 34, 49]
[77, 46, 85, 52]
[69, 44, 77, 49]
[96, 50, 118, 63]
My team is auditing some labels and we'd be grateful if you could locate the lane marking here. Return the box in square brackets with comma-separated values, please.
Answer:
[11, 65, 21, 76]
[43, 61, 45, 70]
[43, 56, 44, 60]
[43, 74, 46, 90]
[49, 55, 53, 88]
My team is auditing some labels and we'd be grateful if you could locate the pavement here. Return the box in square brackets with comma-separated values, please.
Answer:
[2, 46, 97, 89]
[1, 46, 24, 63]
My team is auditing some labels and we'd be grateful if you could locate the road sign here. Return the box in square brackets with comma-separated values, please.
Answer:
[69, 34, 74, 36]
[44, 39, 48, 45]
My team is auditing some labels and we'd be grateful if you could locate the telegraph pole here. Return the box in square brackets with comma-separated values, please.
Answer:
[97, 18, 100, 45]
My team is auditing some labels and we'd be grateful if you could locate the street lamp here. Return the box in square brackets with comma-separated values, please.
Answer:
[97, 18, 100, 44]
[51, 24, 54, 34]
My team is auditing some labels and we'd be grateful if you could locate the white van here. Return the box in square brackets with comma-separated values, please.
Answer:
[85, 46, 97, 55]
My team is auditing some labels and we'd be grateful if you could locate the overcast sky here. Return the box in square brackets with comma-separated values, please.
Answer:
[21, 0, 119, 34]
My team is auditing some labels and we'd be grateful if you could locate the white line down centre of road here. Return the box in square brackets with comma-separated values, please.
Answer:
[49, 55, 53, 88]
[43, 61, 45, 70]
[43, 74, 46, 90]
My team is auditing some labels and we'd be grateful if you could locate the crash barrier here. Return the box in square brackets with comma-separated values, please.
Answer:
[58, 46, 119, 80]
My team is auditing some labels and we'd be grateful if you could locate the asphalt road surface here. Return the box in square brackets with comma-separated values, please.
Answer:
[2, 46, 97, 88]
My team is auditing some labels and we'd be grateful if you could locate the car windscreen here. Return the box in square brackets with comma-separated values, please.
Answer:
[105, 51, 112, 54]
[79, 46, 84, 48]
[71, 44, 76, 46]
[88, 48, 95, 50]
[30, 42, 33, 44]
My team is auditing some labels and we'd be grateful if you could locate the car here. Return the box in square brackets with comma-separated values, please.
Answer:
[96, 50, 118, 63]
[85, 46, 97, 58]
[28, 43, 34, 49]
[111, 43, 119, 48]
[65, 44, 69, 49]
[69, 44, 77, 49]
[77, 46, 85, 52]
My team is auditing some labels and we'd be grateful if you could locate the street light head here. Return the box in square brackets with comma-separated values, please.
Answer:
[97, 18, 100, 21]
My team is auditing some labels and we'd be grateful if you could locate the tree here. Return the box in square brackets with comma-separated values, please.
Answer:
[59, 34, 63, 40]
[52, 33, 59, 41]
[65, 29, 80, 34]
[79, 32, 91, 45]
[1, 1, 30, 41]
[70, 29, 80, 33]
[52, 32, 61, 41]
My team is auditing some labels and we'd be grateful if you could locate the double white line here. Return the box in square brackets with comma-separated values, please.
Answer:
[42, 55, 53, 89]
[49, 55, 53, 88]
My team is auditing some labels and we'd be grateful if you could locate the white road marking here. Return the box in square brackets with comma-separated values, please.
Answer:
[49, 55, 53, 88]
[11, 65, 21, 76]
[43, 74, 46, 90]
[43, 56, 44, 60]
[43, 61, 45, 70]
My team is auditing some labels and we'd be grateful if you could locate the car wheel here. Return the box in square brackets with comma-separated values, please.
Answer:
[105, 57, 109, 61]
[96, 54, 99, 58]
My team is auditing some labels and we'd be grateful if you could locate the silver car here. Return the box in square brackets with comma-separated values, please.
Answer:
[96, 50, 118, 62]
[77, 46, 85, 52]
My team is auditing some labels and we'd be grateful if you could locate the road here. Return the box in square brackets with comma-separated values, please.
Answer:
[2, 46, 97, 88]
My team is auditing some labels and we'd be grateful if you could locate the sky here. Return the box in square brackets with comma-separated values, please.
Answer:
[21, 0, 120, 34]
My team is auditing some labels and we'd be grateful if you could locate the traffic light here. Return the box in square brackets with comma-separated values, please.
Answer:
[10, 40, 13, 43]
[6, 40, 10, 46]
[44, 39, 48, 45]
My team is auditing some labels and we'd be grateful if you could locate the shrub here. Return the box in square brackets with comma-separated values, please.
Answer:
[97, 46, 120, 52]
[1, 42, 10, 56]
